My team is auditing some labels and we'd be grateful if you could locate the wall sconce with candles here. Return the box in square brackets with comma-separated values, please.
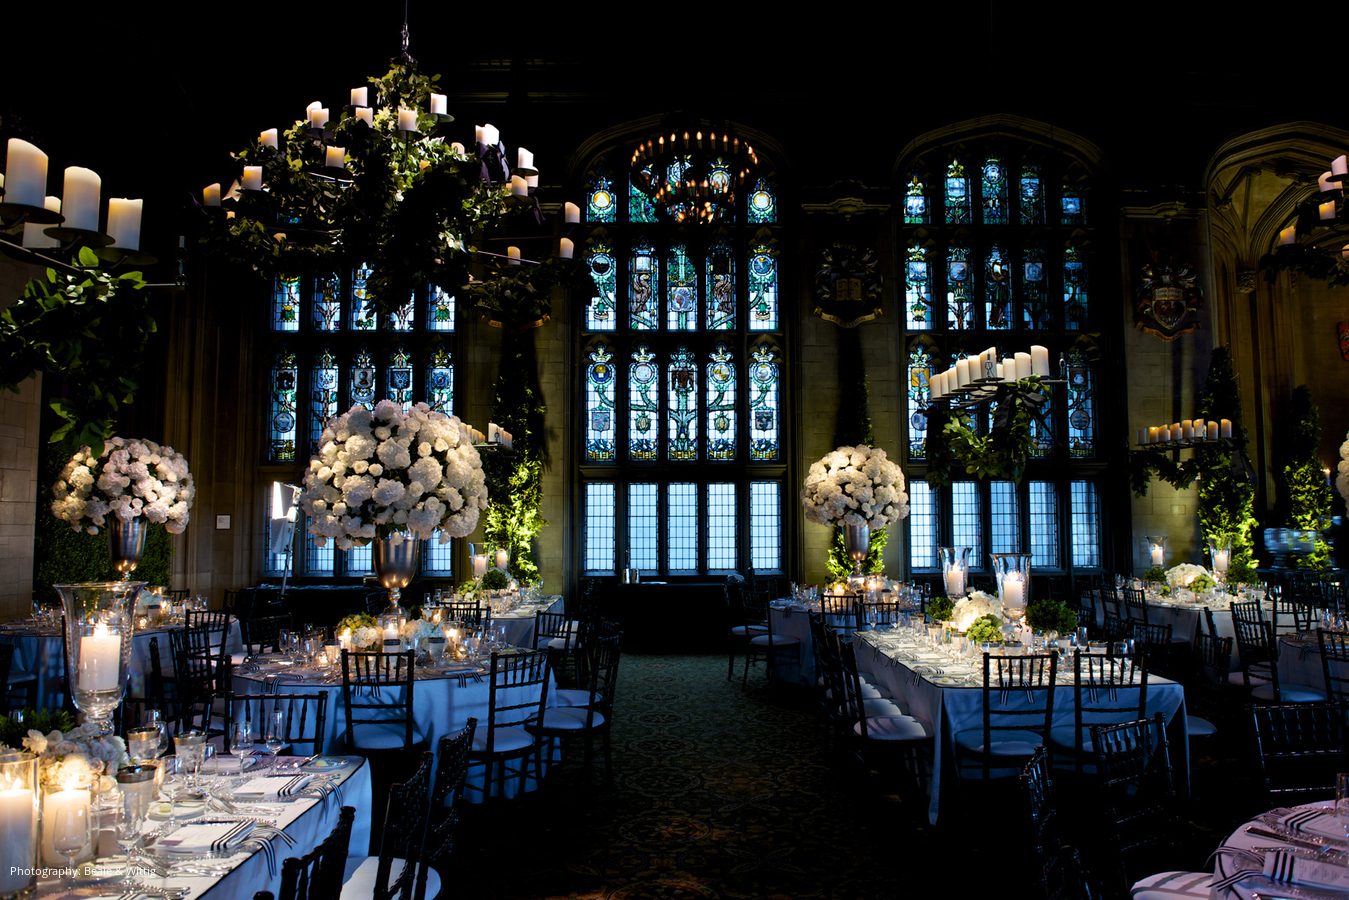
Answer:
[922, 343, 1064, 414]
[1260, 151, 1349, 286]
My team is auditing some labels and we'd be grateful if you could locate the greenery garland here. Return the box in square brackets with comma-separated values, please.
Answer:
[1274, 385, 1332, 570]
[924, 378, 1049, 487]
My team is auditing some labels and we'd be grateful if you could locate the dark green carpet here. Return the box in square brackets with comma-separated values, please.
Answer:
[450, 653, 1264, 900]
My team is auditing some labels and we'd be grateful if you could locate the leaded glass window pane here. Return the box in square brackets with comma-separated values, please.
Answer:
[585, 343, 616, 462]
[667, 483, 697, 572]
[347, 544, 373, 575]
[628, 345, 658, 461]
[1020, 164, 1044, 225]
[387, 293, 414, 331]
[629, 483, 658, 571]
[272, 276, 300, 332]
[351, 263, 377, 330]
[750, 481, 781, 571]
[1067, 349, 1094, 458]
[1021, 247, 1048, 329]
[985, 246, 1012, 329]
[349, 347, 376, 408]
[667, 346, 698, 461]
[952, 482, 983, 570]
[584, 483, 616, 574]
[629, 240, 657, 330]
[1064, 248, 1088, 330]
[1070, 481, 1101, 568]
[706, 345, 737, 460]
[1030, 399, 1054, 459]
[423, 534, 453, 575]
[706, 240, 736, 331]
[425, 345, 453, 416]
[749, 343, 780, 461]
[305, 530, 334, 576]
[629, 168, 657, 223]
[908, 481, 937, 570]
[387, 345, 413, 413]
[586, 166, 617, 223]
[1029, 481, 1059, 568]
[907, 344, 935, 460]
[990, 480, 1021, 555]
[312, 275, 340, 331]
[747, 176, 777, 224]
[904, 173, 928, 224]
[748, 245, 778, 331]
[707, 483, 737, 570]
[981, 157, 1008, 225]
[666, 244, 697, 331]
[1062, 180, 1084, 226]
[585, 242, 617, 331]
[946, 246, 975, 330]
[906, 246, 932, 330]
[944, 160, 970, 224]
[426, 285, 455, 332]
[268, 348, 298, 462]
[310, 347, 338, 453]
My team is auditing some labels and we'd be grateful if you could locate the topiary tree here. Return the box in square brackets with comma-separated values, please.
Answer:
[1274, 385, 1332, 570]
[1194, 348, 1259, 583]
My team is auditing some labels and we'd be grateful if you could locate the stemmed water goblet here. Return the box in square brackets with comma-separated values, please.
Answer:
[265, 710, 286, 775]
[114, 765, 155, 887]
[53, 800, 90, 890]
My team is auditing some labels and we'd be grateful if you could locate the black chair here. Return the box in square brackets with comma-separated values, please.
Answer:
[527, 626, 622, 788]
[420, 718, 477, 899]
[1230, 600, 1323, 704]
[341, 751, 435, 900]
[340, 650, 424, 752]
[741, 591, 801, 687]
[818, 592, 856, 632]
[1186, 630, 1233, 738]
[169, 626, 228, 702]
[1100, 614, 1129, 643]
[465, 649, 550, 802]
[1022, 747, 1106, 900]
[1088, 713, 1176, 890]
[954, 652, 1058, 782]
[1121, 587, 1148, 624]
[1252, 700, 1349, 802]
[243, 613, 294, 655]
[273, 806, 354, 900]
[1071, 588, 1098, 639]
[0, 642, 37, 711]
[1127, 620, 1175, 678]
[167, 589, 190, 604]
[533, 610, 581, 685]
[224, 689, 328, 757]
[1271, 595, 1315, 637]
[837, 640, 932, 799]
[1048, 650, 1147, 768]
[855, 598, 901, 631]
[185, 609, 233, 657]
[726, 585, 769, 681]
[443, 603, 483, 632]
[1319, 628, 1349, 702]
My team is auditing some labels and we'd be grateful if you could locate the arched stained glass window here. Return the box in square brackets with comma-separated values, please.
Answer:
[944, 160, 970, 224]
[387, 345, 413, 412]
[667, 346, 698, 461]
[706, 344, 736, 460]
[1067, 349, 1095, 458]
[586, 164, 617, 223]
[666, 244, 697, 331]
[747, 244, 778, 331]
[982, 157, 1007, 225]
[628, 344, 659, 461]
[904, 174, 928, 224]
[705, 240, 736, 331]
[629, 167, 657, 223]
[349, 347, 376, 408]
[268, 348, 298, 462]
[351, 263, 377, 330]
[310, 347, 338, 453]
[1021, 247, 1048, 329]
[1020, 163, 1044, 224]
[985, 246, 1012, 329]
[946, 246, 974, 330]
[1062, 178, 1085, 226]
[585, 343, 616, 462]
[312, 275, 340, 331]
[272, 276, 300, 331]
[906, 246, 932, 330]
[586, 242, 617, 331]
[749, 343, 779, 461]
[388, 294, 414, 331]
[425, 345, 453, 416]
[426, 285, 455, 332]
[629, 240, 657, 331]
[907, 344, 936, 460]
[747, 176, 776, 224]
[1030, 404, 1054, 459]
[1064, 247, 1088, 330]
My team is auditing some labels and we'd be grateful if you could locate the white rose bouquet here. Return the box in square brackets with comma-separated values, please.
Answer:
[800, 445, 909, 529]
[1165, 563, 1210, 591]
[401, 618, 442, 649]
[20, 723, 128, 793]
[952, 590, 1004, 632]
[1337, 431, 1349, 506]
[300, 400, 489, 550]
[51, 438, 195, 535]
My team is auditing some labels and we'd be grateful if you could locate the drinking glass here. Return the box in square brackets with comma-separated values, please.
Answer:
[53, 802, 90, 889]
[231, 722, 252, 761]
[265, 710, 286, 774]
[114, 766, 154, 886]
[175, 731, 207, 790]
[1337, 773, 1349, 842]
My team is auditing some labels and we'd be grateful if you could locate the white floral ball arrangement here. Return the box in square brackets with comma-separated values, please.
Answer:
[51, 438, 195, 535]
[20, 723, 129, 793]
[1337, 431, 1349, 506]
[952, 590, 1004, 632]
[301, 400, 488, 550]
[800, 445, 909, 529]
[1165, 563, 1211, 592]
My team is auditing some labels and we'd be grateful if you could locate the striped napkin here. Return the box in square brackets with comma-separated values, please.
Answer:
[158, 820, 255, 854]
[232, 774, 312, 800]
[1278, 807, 1349, 843]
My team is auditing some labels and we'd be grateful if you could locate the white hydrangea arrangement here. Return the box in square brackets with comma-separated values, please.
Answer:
[1165, 563, 1210, 591]
[401, 618, 443, 649]
[21, 724, 128, 793]
[1337, 431, 1349, 506]
[952, 590, 1004, 632]
[51, 438, 195, 535]
[800, 445, 909, 529]
[300, 400, 489, 550]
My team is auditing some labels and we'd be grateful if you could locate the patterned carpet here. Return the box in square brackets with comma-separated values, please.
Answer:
[451, 652, 1261, 900]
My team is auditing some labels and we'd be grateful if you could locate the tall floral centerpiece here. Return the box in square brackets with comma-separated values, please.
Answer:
[50, 438, 195, 579]
[801, 445, 909, 576]
[300, 400, 489, 610]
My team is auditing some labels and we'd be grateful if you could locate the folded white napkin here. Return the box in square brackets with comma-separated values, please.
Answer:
[232, 774, 312, 800]
[1278, 808, 1349, 843]
[158, 820, 255, 854]
[214, 755, 256, 775]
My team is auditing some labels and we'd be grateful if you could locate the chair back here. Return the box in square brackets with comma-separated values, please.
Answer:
[1022, 747, 1084, 900]
[1126, 621, 1172, 675]
[185, 609, 233, 656]
[421, 719, 477, 898]
[1318, 628, 1349, 702]
[225, 690, 328, 756]
[445, 603, 483, 631]
[0, 643, 15, 693]
[1230, 600, 1274, 668]
[808, 612, 840, 717]
[739, 589, 771, 629]
[980, 652, 1058, 748]
[243, 613, 294, 655]
[167, 589, 190, 604]
[1088, 713, 1176, 886]
[1252, 700, 1349, 801]
[1121, 587, 1148, 624]
[818, 593, 855, 631]
[855, 598, 900, 631]
[1072, 588, 1098, 636]
[170, 625, 227, 701]
[1271, 596, 1314, 636]
[533, 611, 573, 652]
[1322, 580, 1348, 618]
[374, 751, 435, 900]
[340, 650, 416, 751]
[1190, 631, 1232, 716]
[837, 640, 875, 736]
[276, 806, 355, 900]
[1100, 614, 1128, 643]
[481, 649, 551, 755]
[1067, 651, 1147, 754]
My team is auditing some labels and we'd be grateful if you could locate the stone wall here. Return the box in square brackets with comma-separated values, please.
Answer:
[0, 255, 45, 619]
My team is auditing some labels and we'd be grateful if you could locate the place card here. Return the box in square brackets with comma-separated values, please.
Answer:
[1263, 850, 1349, 891]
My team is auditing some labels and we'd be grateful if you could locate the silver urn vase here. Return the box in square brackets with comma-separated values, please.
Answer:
[107, 517, 149, 581]
[373, 535, 420, 614]
[842, 524, 871, 576]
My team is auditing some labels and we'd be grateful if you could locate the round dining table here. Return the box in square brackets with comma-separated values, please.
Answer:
[1207, 800, 1349, 899]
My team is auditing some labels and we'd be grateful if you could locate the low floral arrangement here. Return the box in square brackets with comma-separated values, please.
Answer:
[1338, 431, 1349, 506]
[1165, 563, 1211, 592]
[965, 615, 1005, 644]
[301, 400, 489, 550]
[926, 595, 955, 622]
[10, 723, 129, 793]
[1189, 573, 1218, 593]
[336, 613, 382, 650]
[1142, 566, 1166, 584]
[480, 569, 510, 591]
[800, 445, 909, 529]
[401, 618, 442, 648]
[51, 437, 195, 535]
[1025, 597, 1079, 635]
[952, 590, 1003, 632]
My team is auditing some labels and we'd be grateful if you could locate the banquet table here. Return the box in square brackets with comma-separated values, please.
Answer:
[853, 628, 1189, 826]
[0, 616, 245, 708]
[1206, 800, 1349, 900]
[1277, 631, 1338, 692]
[34, 754, 372, 900]
[767, 601, 858, 687]
[1094, 589, 1289, 672]
[488, 594, 564, 648]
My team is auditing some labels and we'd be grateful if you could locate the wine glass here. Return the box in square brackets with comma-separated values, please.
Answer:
[231, 722, 252, 763]
[52, 802, 90, 889]
[265, 710, 286, 775]
[175, 731, 207, 793]
[1336, 773, 1349, 842]
[142, 710, 169, 759]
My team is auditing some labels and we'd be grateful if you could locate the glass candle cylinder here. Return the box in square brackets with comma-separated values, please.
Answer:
[0, 752, 37, 897]
[991, 553, 1032, 624]
[1145, 535, 1166, 569]
[937, 547, 971, 598]
[1208, 536, 1232, 577]
[41, 780, 92, 867]
[54, 582, 143, 735]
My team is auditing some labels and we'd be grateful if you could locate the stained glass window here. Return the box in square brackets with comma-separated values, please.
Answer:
[312, 275, 340, 331]
[1020, 163, 1044, 225]
[749, 343, 779, 461]
[423, 534, 453, 574]
[629, 167, 657, 223]
[907, 344, 935, 460]
[305, 531, 333, 576]
[946, 246, 974, 330]
[1064, 248, 1088, 330]
[386, 345, 413, 412]
[706, 344, 736, 460]
[667, 483, 698, 572]
[747, 176, 776, 224]
[351, 263, 377, 330]
[944, 160, 970, 224]
[388, 293, 414, 331]
[1067, 349, 1094, 458]
[981, 157, 1008, 225]
[749, 481, 781, 571]
[666, 244, 697, 331]
[1062, 179, 1084, 226]
[904, 174, 928, 224]
[349, 347, 376, 408]
[426, 285, 455, 332]
[984, 246, 1012, 329]
[585, 343, 616, 462]
[268, 348, 298, 462]
[629, 483, 658, 570]
[748, 244, 778, 331]
[272, 276, 299, 332]
[1070, 481, 1101, 568]
[667, 346, 698, 461]
[707, 483, 737, 570]
[1021, 247, 1048, 329]
[705, 240, 736, 331]
[425, 345, 453, 416]
[628, 344, 658, 461]
[586, 165, 617, 223]
[629, 240, 657, 330]
[583, 483, 616, 573]
[310, 347, 338, 453]
[585, 242, 617, 331]
[905, 246, 932, 330]
[347, 544, 373, 575]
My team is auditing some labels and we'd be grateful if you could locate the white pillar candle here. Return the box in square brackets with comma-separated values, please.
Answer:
[482, 124, 499, 146]
[488, 423, 498, 443]
[1150, 545, 1164, 567]
[1137, 428, 1145, 446]
[41, 786, 90, 866]
[1030, 345, 1050, 378]
[1279, 225, 1297, 245]
[1212, 549, 1230, 574]
[4, 139, 47, 209]
[955, 357, 970, 388]
[61, 167, 101, 232]
[995, 364, 1004, 380]
[1014, 352, 1032, 380]
[202, 184, 221, 207]
[429, 93, 447, 115]
[510, 175, 527, 196]
[495, 549, 509, 569]
[1160, 426, 1172, 442]
[473, 555, 488, 578]
[308, 107, 330, 129]
[350, 87, 368, 108]
[260, 128, 278, 149]
[518, 148, 533, 169]
[1001, 356, 1016, 382]
[1334, 155, 1348, 177]
[1320, 171, 1336, 192]
[507, 246, 521, 265]
[22, 197, 60, 248]
[1220, 419, 1232, 439]
[242, 166, 262, 191]
[0, 787, 35, 892]
[559, 237, 574, 259]
[1181, 420, 1193, 440]
[355, 107, 373, 127]
[1001, 574, 1025, 610]
[398, 108, 417, 132]
[1321, 201, 1338, 221]
[564, 201, 580, 223]
[526, 173, 538, 190]
[942, 565, 966, 598]
[106, 198, 143, 251]
[325, 147, 345, 169]
[78, 622, 122, 692]
[1148, 426, 1160, 444]
[1207, 420, 1218, 440]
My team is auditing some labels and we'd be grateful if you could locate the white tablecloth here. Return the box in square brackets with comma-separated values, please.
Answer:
[767, 604, 857, 687]
[1210, 801, 1341, 900]
[492, 595, 564, 648]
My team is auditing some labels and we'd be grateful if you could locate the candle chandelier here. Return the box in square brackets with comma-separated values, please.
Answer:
[1261, 150, 1349, 287]
[629, 112, 760, 226]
